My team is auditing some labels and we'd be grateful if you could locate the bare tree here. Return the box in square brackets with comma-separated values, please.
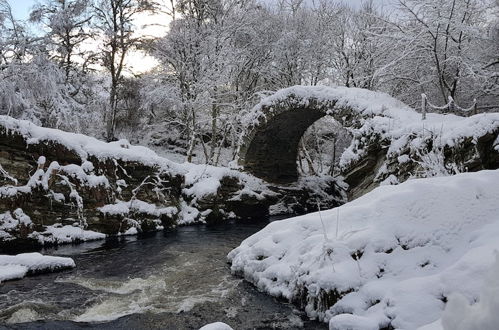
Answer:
[93, 0, 153, 141]
[381, 0, 497, 108]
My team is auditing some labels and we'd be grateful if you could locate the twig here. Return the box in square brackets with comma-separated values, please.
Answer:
[316, 200, 329, 241]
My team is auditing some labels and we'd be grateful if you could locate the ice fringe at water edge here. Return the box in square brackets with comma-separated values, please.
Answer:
[0, 253, 75, 283]
[228, 170, 499, 329]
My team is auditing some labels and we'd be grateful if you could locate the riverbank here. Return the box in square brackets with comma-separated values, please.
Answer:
[228, 170, 499, 329]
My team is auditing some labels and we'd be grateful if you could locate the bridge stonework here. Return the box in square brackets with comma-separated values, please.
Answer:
[237, 87, 366, 184]
[237, 86, 499, 201]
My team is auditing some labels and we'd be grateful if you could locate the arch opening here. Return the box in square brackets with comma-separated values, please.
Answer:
[243, 107, 324, 183]
[297, 117, 353, 178]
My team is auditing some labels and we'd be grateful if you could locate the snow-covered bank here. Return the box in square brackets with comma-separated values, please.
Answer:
[228, 170, 499, 329]
[0, 115, 282, 250]
[0, 209, 106, 245]
[0, 253, 75, 283]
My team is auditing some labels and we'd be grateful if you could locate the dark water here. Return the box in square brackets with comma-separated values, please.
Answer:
[0, 220, 326, 330]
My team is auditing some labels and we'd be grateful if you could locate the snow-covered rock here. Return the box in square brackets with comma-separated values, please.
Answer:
[32, 225, 106, 245]
[0, 252, 75, 283]
[0, 115, 277, 249]
[0, 265, 28, 283]
[199, 322, 234, 330]
[228, 170, 499, 329]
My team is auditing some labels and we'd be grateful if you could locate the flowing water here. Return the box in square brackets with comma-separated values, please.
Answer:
[0, 220, 326, 330]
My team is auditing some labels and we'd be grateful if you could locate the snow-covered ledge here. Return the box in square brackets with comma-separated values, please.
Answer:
[0, 253, 75, 283]
[228, 170, 499, 329]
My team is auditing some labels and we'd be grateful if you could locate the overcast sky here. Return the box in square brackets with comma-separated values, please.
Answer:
[10, 0, 35, 20]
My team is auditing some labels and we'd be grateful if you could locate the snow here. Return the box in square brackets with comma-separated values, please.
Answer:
[199, 322, 234, 330]
[1, 208, 105, 245]
[182, 162, 270, 202]
[122, 227, 138, 236]
[0, 115, 175, 169]
[439, 253, 499, 330]
[0, 115, 273, 195]
[98, 202, 131, 216]
[60, 164, 109, 188]
[0, 159, 108, 203]
[0, 253, 75, 283]
[184, 177, 221, 200]
[338, 111, 499, 170]
[32, 225, 106, 244]
[0, 265, 28, 283]
[178, 201, 201, 225]
[0, 209, 33, 241]
[98, 200, 177, 218]
[1, 115, 273, 226]
[329, 314, 379, 330]
[244, 86, 413, 126]
[228, 170, 499, 329]
[397, 154, 410, 163]
[4, 209, 32, 227]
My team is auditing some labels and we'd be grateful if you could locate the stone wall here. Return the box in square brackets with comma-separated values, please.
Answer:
[341, 128, 499, 200]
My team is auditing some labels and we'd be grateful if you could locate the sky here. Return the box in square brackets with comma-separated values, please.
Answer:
[7, 0, 395, 73]
[9, 0, 36, 20]
[7, 0, 166, 73]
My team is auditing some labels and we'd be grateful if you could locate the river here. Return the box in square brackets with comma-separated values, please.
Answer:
[0, 219, 327, 330]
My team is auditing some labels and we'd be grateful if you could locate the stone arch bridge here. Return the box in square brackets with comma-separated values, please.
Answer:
[237, 86, 415, 184]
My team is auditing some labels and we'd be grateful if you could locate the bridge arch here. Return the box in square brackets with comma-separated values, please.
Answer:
[237, 86, 408, 184]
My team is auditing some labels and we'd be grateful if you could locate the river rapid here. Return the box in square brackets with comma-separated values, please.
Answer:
[0, 219, 326, 330]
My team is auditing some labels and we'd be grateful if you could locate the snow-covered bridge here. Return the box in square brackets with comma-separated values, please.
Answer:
[237, 86, 499, 189]
[237, 86, 416, 183]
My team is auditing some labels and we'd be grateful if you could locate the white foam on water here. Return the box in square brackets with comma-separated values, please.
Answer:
[65, 268, 242, 322]
[75, 296, 155, 322]
[57, 276, 167, 295]
[6, 308, 42, 324]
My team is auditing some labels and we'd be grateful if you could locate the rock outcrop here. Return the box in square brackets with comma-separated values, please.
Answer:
[341, 122, 499, 200]
[0, 116, 344, 252]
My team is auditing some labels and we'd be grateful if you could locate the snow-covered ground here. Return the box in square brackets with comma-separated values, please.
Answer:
[0, 253, 75, 283]
[228, 170, 499, 330]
